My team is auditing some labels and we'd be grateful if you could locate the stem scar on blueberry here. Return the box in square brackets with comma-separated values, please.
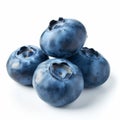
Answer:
[48, 20, 57, 30]
[58, 17, 65, 22]
[49, 62, 72, 80]
[17, 46, 35, 58]
[89, 48, 99, 57]
[48, 18, 65, 30]
[82, 47, 99, 57]
[17, 46, 28, 55]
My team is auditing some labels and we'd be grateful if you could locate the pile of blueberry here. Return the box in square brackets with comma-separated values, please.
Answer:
[6, 17, 110, 107]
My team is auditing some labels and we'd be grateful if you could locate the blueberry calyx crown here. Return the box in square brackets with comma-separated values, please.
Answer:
[17, 46, 36, 58]
[49, 62, 72, 80]
[48, 20, 57, 30]
[48, 17, 65, 30]
[58, 17, 64, 21]
[81, 47, 99, 57]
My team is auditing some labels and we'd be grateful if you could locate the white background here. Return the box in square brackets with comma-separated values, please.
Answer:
[0, 0, 119, 120]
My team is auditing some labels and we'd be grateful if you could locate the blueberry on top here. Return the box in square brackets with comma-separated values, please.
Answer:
[40, 17, 87, 58]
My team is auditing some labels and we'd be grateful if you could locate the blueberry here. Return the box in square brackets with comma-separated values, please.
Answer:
[33, 59, 84, 107]
[6, 45, 48, 86]
[40, 17, 87, 58]
[68, 47, 110, 88]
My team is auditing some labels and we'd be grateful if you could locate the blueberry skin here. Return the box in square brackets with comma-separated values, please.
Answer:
[68, 47, 110, 88]
[6, 45, 48, 86]
[40, 17, 87, 58]
[33, 59, 84, 107]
